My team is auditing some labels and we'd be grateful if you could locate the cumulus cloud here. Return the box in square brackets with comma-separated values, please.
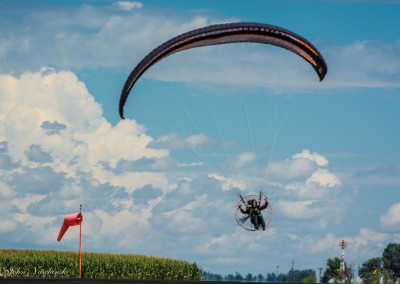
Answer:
[1, 3, 399, 93]
[177, 161, 203, 167]
[0, 4, 220, 72]
[0, 83, 349, 272]
[0, 68, 168, 171]
[284, 182, 331, 200]
[208, 173, 246, 191]
[290, 228, 397, 269]
[293, 149, 328, 167]
[266, 149, 331, 182]
[306, 169, 342, 187]
[0, 68, 172, 246]
[267, 157, 316, 181]
[380, 203, 400, 231]
[41, 121, 67, 135]
[149, 133, 215, 150]
[348, 228, 391, 255]
[0, 220, 17, 234]
[25, 144, 53, 163]
[338, 164, 400, 187]
[269, 149, 345, 230]
[115, 1, 143, 11]
[1, 1, 399, 275]
[297, 233, 337, 254]
[324, 40, 400, 89]
[234, 151, 256, 169]
[277, 200, 319, 220]
[134, 38, 400, 93]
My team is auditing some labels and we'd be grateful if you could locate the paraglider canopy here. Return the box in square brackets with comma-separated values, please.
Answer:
[119, 22, 328, 119]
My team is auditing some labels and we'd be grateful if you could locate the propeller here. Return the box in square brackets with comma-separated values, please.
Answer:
[239, 215, 250, 224]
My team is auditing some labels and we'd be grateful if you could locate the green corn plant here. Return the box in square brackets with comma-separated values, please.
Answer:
[0, 249, 202, 280]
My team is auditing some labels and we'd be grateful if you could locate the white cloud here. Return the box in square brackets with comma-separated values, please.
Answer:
[0, 68, 168, 182]
[2, 4, 399, 93]
[0, 181, 15, 198]
[277, 200, 319, 219]
[340, 164, 400, 186]
[14, 213, 59, 245]
[276, 190, 345, 230]
[267, 158, 316, 181]
[266, 149, 333, 183]
[11, 194, 47, 212]
[380, 203, 400, 231]
[324, 40, 400, 89]
[298, 233, 337, 254]
[284, 182, 331, 200]
[1, 1, 399, 275]
[149, 133, 215, 150]
[0, 220, 16, 234]
[0, 69, 178, 248]
[144, 38, 400, 93]
[177, 161, 203, 167]
[262, 148, 345, 234]
[306, 169, 342, 187]
[293, 149, 328, 167]
[269, 149, 341, 202]
[115, 1, 143, 11]
[0, 5, 219, 72]
[208, 173, 246, 191]
[348, 228, 391, 255]
[234, 151, 256, 169]
[187, 134, 215, 148]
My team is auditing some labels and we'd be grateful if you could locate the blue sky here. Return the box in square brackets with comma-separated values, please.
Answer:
[0, 0, 399, 278]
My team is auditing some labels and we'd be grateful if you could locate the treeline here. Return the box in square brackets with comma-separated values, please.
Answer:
[321, 242, 400, 284]
[203, 269, 316, 282]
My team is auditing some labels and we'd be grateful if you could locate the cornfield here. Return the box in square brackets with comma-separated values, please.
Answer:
[0, 249, 203, 280]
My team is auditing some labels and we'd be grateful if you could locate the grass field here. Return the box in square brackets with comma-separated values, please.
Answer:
[0, 249, 203, 280]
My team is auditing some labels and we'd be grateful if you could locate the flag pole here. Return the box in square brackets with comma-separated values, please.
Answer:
[79, 204, 82, 279]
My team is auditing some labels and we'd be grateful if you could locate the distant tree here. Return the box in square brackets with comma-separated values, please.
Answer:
[278, 273, 289, 282]
[202, 271, 223, 281]
[302, 275, 317, 283]
[267, 272, 276, 282]
[300, 269, 316, 282]
[359, 257, 382, 283]
[246, 273, 253, 281]
[284, 269, 316, 283]
[235, 272, 244, 281]
[347, 263, 355, 281]
[321, 257, 341, 283]
[382, 243, 400, 282]
[257, 274, 265, 282]
[204, 268, 318, 283]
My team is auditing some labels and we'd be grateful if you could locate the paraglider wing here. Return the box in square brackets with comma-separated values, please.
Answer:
[119, 22, 328, 119]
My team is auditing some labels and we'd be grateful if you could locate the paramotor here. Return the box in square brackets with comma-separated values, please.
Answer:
[234, 194, 273, 231]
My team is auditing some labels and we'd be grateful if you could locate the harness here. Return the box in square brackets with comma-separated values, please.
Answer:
[249, 208, 261, 216]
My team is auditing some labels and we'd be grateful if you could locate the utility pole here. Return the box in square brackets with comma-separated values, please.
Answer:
[276, 266, 279, 282]
[291, 260, 294, 282]
[318, 267, 323, 283]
